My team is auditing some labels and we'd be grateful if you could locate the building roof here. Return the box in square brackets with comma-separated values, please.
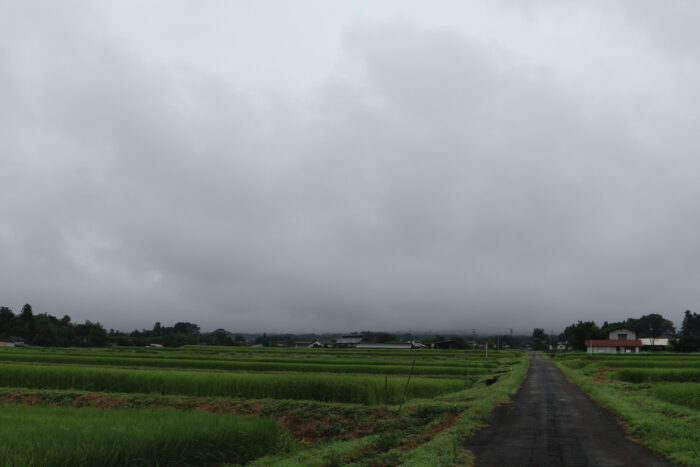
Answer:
[588, 339, 642, 347]
[356, 343, 412, 349]
[336, 336, 365, 344]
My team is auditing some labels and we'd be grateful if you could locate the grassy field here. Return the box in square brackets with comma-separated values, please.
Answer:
[0, 346, 528, 466]
[549, 352, 700, 466]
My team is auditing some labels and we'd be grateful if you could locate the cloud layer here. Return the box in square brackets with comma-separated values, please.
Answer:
[2, 1, 700, 332]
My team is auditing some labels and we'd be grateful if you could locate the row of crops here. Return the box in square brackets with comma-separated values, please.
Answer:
[551, 352, 700, 466]
[0, 345, 527, 465]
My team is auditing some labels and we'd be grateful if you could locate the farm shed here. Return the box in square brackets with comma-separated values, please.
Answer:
[639, 338, 670, 351]
[334, 335, 366, 348]
[9, 336, 25, 346]
[356, 343, 412, 349]
[294, 341, 325, 348]
[0, 339, 14, 347]
[586, 339, 642, 353]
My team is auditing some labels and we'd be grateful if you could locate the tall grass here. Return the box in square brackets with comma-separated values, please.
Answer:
[0, 403, 281, 466]
[0, 363, 470, 404]
[0, 353, 491, 376]
[653, 383, 700, 409]
[0, 348, 504, 368]
[611, 369, 700, 383]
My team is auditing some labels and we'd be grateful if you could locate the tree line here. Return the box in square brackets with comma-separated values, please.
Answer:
[551, 311, 700, 352]
[4, 303, 700, 351]
[0, 304, 107, 347]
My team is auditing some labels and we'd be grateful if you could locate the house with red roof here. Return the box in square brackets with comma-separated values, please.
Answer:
[585, 328, 642, 354]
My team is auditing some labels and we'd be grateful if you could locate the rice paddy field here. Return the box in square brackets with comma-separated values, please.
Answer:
[549, 352, 700, 466]
[0, 345, 528, 466]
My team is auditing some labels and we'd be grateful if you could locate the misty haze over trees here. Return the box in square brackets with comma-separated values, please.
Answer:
[3, 304, 700, 352]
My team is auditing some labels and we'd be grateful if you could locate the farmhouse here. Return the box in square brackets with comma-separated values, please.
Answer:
[586, 328, 642, 353]
[0, 339, 14, 347]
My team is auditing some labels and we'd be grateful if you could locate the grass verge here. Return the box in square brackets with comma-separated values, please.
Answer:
[550, 356, 700, 466]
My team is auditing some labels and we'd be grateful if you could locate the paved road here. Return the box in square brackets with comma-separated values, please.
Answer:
[464, 353, 673, 467]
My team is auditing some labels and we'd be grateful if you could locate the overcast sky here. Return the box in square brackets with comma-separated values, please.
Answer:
[2, 1, 699, 334]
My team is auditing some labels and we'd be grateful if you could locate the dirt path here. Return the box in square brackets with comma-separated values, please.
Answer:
[464, 353, 673, 466]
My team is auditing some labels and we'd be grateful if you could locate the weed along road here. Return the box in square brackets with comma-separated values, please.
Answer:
[465, 353, 673, 467]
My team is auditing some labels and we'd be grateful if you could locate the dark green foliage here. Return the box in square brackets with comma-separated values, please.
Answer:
[531, 328, 549, 350]
[602, 313, 676, 339]
[563, 321, 605, 351]
[0, 304, 107, 347]
[681, 310, 700, 337]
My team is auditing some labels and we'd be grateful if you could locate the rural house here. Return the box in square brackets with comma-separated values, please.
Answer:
[585, 328, 642, 353]
[294, 340, 325, 348]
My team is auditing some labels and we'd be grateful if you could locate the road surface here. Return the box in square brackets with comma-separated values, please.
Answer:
[464, 353, 673, 466]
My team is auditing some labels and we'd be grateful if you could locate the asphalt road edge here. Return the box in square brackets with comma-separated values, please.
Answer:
[546, 354, 678, 466]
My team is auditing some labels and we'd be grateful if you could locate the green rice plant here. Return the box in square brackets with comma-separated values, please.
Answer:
[599, 361, 700, 369]
[611, 369, 700, 383]
[0, 353, 492, 376]
[0, 363, 470, 404]
[653, 383, 700, 410]
[0, 348, 503, 367]
[0, 403, 282, 466]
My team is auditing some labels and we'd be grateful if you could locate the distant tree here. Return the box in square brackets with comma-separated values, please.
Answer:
[0, 306, 14, 334]
[681, 310, 700, 337]
[20, 304, 34, 323]
[210, 329, 234, 346]
[254, 333, 269, 346]
[32, 314, 58, 346]
[531, 328, 549, 350]
[74, 321, 108, 347]
[173, 322, 200, 337]
[563, 321, 605, 351]
[622, 314, 675, 339]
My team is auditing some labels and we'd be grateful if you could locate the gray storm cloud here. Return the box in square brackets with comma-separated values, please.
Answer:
[1, 1, 699, 333]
